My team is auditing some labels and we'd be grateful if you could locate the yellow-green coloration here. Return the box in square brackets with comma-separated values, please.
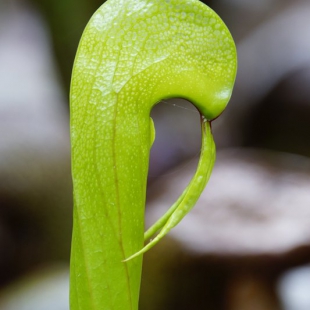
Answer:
[70, 0, 237, 309]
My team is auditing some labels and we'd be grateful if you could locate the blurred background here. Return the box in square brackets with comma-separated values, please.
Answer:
[1, 0, 310, 309]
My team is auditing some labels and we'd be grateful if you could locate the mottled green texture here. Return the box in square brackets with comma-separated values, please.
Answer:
[70, 0, 237, 309]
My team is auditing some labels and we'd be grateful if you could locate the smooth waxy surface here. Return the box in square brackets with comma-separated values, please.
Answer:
[70, 0, 236, 309]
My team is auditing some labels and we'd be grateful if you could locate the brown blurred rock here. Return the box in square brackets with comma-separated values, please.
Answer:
[147, 149, 310, 257]
[142, 148, 310, 309]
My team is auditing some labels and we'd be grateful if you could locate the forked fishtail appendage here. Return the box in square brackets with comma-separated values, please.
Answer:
[124, 119, 215, 261]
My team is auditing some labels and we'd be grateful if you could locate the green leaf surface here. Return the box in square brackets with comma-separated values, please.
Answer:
[70, 0, 237, 309]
